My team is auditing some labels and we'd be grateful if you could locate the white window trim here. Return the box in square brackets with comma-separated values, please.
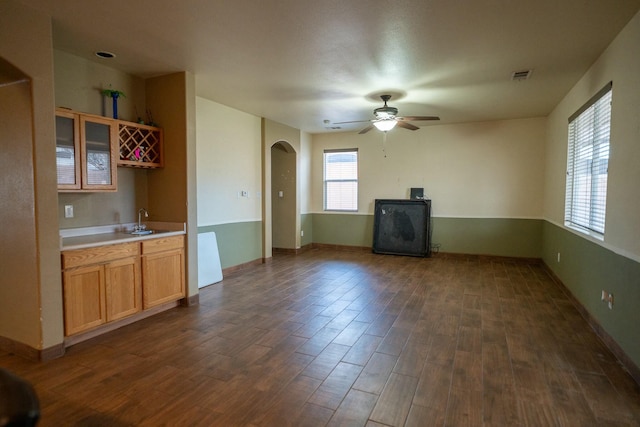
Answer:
[323, 148, 358, 212]
[564, 81, 612, 237]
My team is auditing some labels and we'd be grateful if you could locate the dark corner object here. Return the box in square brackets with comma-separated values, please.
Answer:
[372, 199, 432, 257]
[0, 368, 40, 427]
[410, 187, 424, 199]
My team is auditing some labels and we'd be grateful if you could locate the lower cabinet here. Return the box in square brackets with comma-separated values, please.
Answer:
[62, 242, 141, 336]
[61, 236, 184, 337]
[63, 264, 107, 335]
[105, 256, 142, 322]
[141, 236, 185, 309]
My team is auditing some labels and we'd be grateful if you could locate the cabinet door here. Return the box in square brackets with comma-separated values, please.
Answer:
[80, 115, 117, 191]
[63, 264, 106, 336]
[105, 256, 142, 322]
[142, 249, 185, 309]
[56, 110, 81, 190]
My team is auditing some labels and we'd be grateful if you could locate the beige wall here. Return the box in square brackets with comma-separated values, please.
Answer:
[58, 170, 148, 227]
[312, 117, 546, 219]
[544, 10, 640, 261]
[55, 50, 149, 228]
[0, 0, 63, 350]
[54, 50, 146, 122]
[299, 131, 312, 215]
[195, 97, 262, 226]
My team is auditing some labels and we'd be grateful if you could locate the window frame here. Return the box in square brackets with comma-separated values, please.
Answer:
[564, 81, 613, 237]
[323, 148, 358, 212]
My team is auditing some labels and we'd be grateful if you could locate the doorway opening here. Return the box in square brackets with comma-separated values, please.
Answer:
[270, 141, 297, 251]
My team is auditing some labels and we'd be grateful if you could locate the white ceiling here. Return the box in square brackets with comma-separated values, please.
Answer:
[18, 0, 640, 133]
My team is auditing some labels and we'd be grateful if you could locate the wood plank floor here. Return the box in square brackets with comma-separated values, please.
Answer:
[3, 248, 640, 426]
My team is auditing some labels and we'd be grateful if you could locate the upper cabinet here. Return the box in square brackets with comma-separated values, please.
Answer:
[56, 108, 118, 192]
[55, 110, 81, 190]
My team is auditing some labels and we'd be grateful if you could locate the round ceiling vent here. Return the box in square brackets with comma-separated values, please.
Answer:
[95, 51, 116, 59]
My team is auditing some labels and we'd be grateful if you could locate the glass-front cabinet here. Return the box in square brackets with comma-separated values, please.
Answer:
[81, 115, 117, 190]
[56, 110, 81, 190]
[56, 109, 117, 192]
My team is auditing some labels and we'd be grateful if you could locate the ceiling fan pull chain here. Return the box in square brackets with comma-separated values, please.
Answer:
[382, 131, 387, 158]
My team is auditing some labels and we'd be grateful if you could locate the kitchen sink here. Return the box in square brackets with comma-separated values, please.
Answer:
[129, 230, 154, 235]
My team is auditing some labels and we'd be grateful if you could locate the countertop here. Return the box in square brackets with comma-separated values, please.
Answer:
[60, 222, 186, 251]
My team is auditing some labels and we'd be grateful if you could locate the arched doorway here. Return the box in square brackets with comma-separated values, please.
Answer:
[270, 141, 297, 251]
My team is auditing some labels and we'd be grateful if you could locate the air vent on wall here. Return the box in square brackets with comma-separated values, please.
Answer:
[511, 69, 532, 81]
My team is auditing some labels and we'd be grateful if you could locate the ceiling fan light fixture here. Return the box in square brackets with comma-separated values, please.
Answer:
[373, 119, 397, 132]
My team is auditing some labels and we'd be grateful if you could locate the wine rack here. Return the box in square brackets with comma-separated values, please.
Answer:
[117, 121, 163, 168]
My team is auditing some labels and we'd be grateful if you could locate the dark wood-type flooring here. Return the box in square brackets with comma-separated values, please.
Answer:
[2, 248, 640, 426]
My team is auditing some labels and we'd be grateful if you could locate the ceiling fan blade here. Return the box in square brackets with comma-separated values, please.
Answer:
[333, 119, 372, 125]
[396, 121, 419, 131]
[397, 116, 440, 121]
[358, 125, 375, 134]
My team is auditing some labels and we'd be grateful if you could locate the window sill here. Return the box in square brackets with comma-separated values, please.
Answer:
[565, 222, 604, 241]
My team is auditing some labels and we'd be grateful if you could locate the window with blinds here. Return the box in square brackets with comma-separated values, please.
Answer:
[324, 149, 358, 211]
[565, 82, 612, 235]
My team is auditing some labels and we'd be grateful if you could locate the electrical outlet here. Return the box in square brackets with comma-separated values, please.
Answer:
[601, 290, 614, 309]
[64, 204, 74, 218]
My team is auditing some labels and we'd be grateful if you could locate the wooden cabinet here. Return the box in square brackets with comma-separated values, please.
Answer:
[56, 108, 118, 192]
[62, 264, 106, 335]
[61, 235, 185, 336]
[141, 236, 185, 309]
[62, 242, 141, 336]
[105, 256, 142, 322]
[117, 121, 163, 168]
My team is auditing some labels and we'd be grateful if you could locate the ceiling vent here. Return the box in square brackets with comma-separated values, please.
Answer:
[511, 69, 532, 81]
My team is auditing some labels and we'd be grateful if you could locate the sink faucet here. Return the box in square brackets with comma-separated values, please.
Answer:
[136, 208, 149, 231]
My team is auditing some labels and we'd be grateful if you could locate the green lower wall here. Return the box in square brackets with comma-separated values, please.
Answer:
[301, 213, 313, 247]
[198, 221, 262, 269]
[312, 213, 375, 247]
[312, 213, 542, 258]
[432, 217, 542, 258]
[542, 221, 640, 370]
[202, 215, 542, 261]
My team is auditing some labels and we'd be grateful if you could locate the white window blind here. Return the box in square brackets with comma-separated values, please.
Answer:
[565, 82, 612, 235]
[324, 149, 358, 211]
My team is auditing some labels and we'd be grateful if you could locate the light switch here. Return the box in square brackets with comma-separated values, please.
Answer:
[64, 204, 74, 218]
[278, 191, 284, 198]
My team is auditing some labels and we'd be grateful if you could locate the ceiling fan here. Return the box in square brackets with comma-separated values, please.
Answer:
[334, 95, 440, 134]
